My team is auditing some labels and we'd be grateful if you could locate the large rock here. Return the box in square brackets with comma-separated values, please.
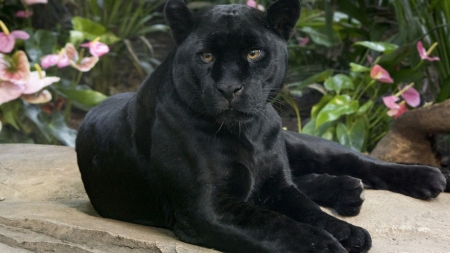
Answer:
[0, 144, 449, 252]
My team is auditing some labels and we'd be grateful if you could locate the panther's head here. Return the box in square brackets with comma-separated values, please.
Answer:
[165, 0, 300, 126]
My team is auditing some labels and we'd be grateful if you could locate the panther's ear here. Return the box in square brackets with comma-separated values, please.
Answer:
[164, 0, 193, 45]
[266, 0, 301, 41]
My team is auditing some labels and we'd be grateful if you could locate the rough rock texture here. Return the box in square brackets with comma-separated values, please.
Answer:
[371, 99, 450, 167]
[1, 144, 449, 253]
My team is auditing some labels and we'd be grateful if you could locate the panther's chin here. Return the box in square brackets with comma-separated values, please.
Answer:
[215, 108, 255, 126]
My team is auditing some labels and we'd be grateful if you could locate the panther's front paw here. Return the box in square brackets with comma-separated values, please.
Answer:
[391, 166, 446, 199]
[322, 219, 372, 253]
[332, 176, 365, 216]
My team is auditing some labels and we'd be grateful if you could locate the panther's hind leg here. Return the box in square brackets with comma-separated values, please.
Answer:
[293, 173, 365, 216]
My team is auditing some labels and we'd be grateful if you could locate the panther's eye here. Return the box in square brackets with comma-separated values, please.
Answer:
[201, 52, 214, 62]
[247, 50, 262, 60]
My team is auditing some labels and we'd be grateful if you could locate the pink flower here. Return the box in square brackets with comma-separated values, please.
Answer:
[417, 41, 439, 61]
[246, 0, 265, 11]
[370, 64, 393, 83]
[0, 81, 24, 105]
[0, 70, 59, 105]
[22, 71, 60, 94]
[23, 0, 48, 5]
[0, 21, 30, 53]
[382, 84, 420, 118]
[383, 96, 408, 119]
[401, 86, 420, 107]
[65, 43, 99, 72]
[41, 53, 70, 69]
[80, 40, 109, 57]
[0, 51, 30, 85]
[15, 10, 34, 18]
[298, 37, 309, 46]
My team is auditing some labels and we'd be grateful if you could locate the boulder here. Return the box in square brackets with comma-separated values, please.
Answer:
[1, 144, 449, 252]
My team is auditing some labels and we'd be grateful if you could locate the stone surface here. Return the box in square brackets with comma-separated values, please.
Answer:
[1, 144, 449, 253]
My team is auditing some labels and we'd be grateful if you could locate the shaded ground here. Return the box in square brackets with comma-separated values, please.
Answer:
[1, 144, 449, 252]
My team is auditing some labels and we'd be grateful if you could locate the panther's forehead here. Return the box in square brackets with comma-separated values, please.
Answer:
[192, 5, 272, 49]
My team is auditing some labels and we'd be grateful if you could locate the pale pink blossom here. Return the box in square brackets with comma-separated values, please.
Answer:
[41, 53, 70, 69]
[15, 10, 34, 18]
[0, 81, 24, 105]
[417, 41, 439, 61]
[370, 64, 393, 83]
[0, 70, 59, 105]
[22, 71, 60, 94]
[23, 0, 48, 5]
[80, 40, 109, 57]
[65, 43, 99, 72]
[383, 96, 408, 119]
[401, 86, 420, 107]
[0, 51, 30, 85]
[0, 30, 30, 53]
[246, 0, 265, 11]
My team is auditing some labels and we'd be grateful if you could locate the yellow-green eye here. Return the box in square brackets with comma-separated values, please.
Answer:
[247, 50, 262, 60]
[201, 52, 214, 62]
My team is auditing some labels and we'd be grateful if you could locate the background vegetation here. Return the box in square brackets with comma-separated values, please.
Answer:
[0, 0, 448, 155]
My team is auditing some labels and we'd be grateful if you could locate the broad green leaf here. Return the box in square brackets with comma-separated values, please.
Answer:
[390, 69, 424, 84]
[72, 17, 120, 45]
[56, 87, 108, 109]
[24, 29, 57, 63]
[69, 30, 84, 45]
[357, 100, 373, 115]
[311, 94, 333, 119]
[336, 123, 349, 147]
[350, 63, 370, 72]
[354, 41, 399, 54]
[24, 104, 77, 146]
[321, 126, 335, 140]
[301, 118, 335, 138]
[287, 69, 334, 90]
[324, 74, 354, 94]
[348, 117, 367, 152]
[316, 95, 358, 128]
[301, 27, 341, 47]
[0, 101, 21, 130]
[72, 17, 106, 35]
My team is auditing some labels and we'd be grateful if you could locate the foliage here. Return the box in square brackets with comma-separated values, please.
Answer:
[0, 1, 108, 146]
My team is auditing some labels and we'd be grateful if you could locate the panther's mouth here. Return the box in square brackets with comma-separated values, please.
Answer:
[215, 108, 254, 124]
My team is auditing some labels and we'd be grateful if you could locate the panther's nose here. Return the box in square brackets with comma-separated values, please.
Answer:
[216, 83, 243, 101]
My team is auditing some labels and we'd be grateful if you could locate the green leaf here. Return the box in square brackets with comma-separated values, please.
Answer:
[348, 117, 367, 152]
[72, 16, 106, 35]
[311, 94, 333, 119]
[287, 69, 334, 90]
[301, 118, 335, 139]
[316, 95, 358, 128]
[301, 27, 341, 47]
[24, 29, 57, 63]
[23, 104, 77, 146]
[56, 87, 108, 109]
[354, 41, 399, 54]
[357, 100, 373, 115]
[335, 118, 367, 152]
[350, 62, 370, 72]
[336, 123, 349, 147]
[69, 30, 84, 45]
[0, 101, 21, 130]
[72, 17, 120, 45]
[390, 69, 424, 84]
[324, 74, 354, 94]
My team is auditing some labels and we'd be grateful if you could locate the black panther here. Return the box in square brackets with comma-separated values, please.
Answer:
[76, 0, 447, 252]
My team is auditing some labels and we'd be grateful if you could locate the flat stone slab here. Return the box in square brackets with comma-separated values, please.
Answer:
[0, 144, 449, 252]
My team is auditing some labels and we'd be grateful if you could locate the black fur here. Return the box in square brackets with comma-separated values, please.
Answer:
[76, 0, 446, 252]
